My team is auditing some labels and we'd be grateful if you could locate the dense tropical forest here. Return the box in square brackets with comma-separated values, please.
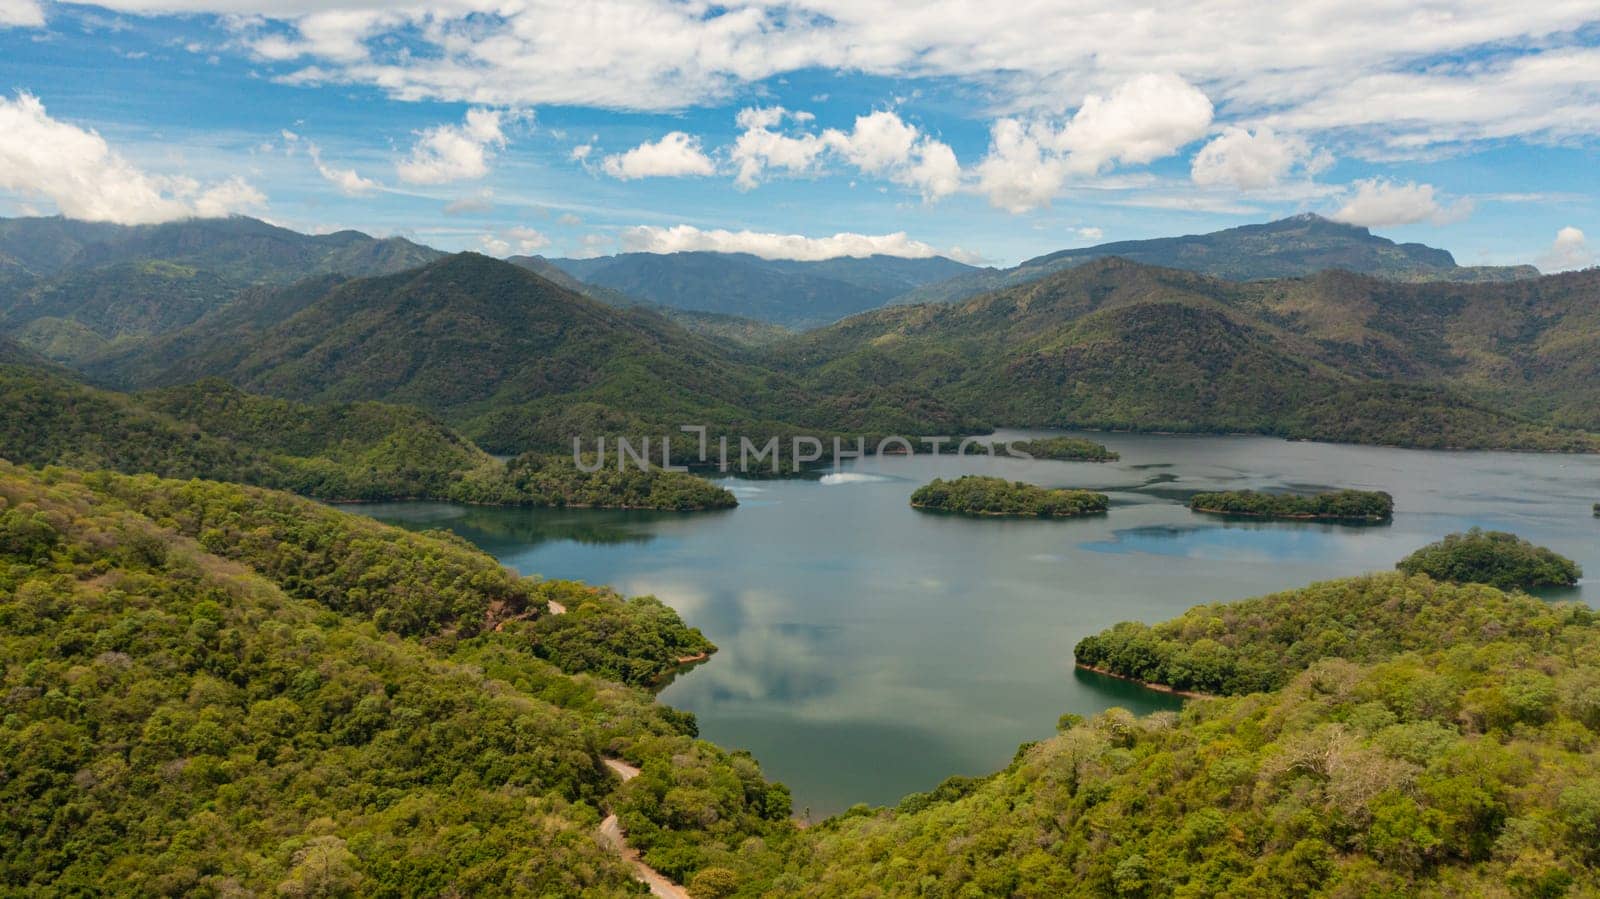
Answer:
[910, 475, 1109, 517]
[1189, 489, 1394, 521]
[0, 462, 790, 895]
[1396, 528, 1583, 590]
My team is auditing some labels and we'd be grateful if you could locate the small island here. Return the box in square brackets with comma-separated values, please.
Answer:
[910, 475, 1109, 518]
[1189, 488, 1393, 522]
[1397, 528, 1582, 590]
[1001, 436, 1120, 462]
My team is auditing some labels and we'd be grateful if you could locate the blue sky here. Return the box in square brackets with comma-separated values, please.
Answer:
[0, 1, 1596, 269]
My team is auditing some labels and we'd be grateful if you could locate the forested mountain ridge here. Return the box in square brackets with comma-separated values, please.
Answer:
[548, 250, 976, 327]
[894, 213, 1541, 306]
[0, 216, 442, 364]
[0, 363, 736, 508]
[776, 257, 1600, 450]
[89, 252, 979, 452]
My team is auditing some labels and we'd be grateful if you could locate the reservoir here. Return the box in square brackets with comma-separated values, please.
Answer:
[359, 431, 1600, 816]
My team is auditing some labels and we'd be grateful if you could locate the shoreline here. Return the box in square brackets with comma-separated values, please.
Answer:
[1074, 662, 1216, 700]
[1189, 506, 1391, 523]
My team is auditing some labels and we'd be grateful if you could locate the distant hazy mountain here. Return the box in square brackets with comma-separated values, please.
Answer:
[547, 251, 977, 328]
[0, 216, 443, 364]
[894, 214, 1541, 306]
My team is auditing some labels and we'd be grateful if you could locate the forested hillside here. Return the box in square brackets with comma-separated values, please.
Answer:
[0, 217, 441, 365]
[0, 463, 786, 894]
[777, 257, 1600, 451]
[0, 364, 735, 509]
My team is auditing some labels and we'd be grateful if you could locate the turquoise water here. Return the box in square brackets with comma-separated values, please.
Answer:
[359, 431, 1600, 816]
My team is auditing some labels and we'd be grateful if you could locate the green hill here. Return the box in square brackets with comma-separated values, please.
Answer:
[0, 216, 442, 365]
[895, 214, 1539, 306]
[0, 462, 781, 894]
[779, 258, 1600, 451]
[0, 364, 735, 508]
[94, 253, 977, 453]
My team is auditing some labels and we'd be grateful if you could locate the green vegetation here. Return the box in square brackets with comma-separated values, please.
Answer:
[1005, 436, 1119, 461]
[0, 462, 790, 895]
[910, 475, 1109, 518]
[776, 258, 1600, 453]
[7, 455, 1600, 895]
[521, 583, 718, 687]
[1189, 488, 1394, 521]
[0, 365, 736, 510]
[1396, 528, 1582, 590]
[780, 573, 1600, 896]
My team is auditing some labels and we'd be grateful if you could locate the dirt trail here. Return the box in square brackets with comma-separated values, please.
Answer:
[600, 758, 690, 899]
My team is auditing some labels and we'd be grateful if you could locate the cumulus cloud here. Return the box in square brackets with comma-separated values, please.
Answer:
[1537, 226, 1595, 272]
[1057, 74, 1213, 173]
[396, 108, 508, 185]
[1075, 227, 1103, 241]
[616, 224, 969, 261]
[479, 225, 550, 256]
[730, 106, 828, 188]
[0, 91, 264, 224]
[0, 0, 44, 27]
[1330, 178, 1473, 227]
[975, 74, 1212, 211]
[600, 131, 715, 180]
[1191, 127, 1327, 190]
[307, 143, 379, 195]
[730, 106, 959, 200]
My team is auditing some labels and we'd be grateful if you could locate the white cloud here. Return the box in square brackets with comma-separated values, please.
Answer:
[569, 143, 592, 161]
[1056, 74, 1213, 173]
[0, 0, 44, 28]
[616, 224, 967, 261]
[600, 131, 715, 180]
[307, 143, 379, 195]
[1074, 227, 1103, 241]
[395, 108, 508, 185]
[974, 74, 1211, 211]
[974, 119, 1068, 213]
[1330, 178, 1473, 227]
[1537, 226, 1595, 272]
[479, 224, 550, 256]
[1191, 127, 1322, 191]
[730, 106, 959, 200]
[731, 106, 828, 188]
[0, 91, 264, 224]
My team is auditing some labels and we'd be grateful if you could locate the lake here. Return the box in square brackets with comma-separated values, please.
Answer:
[357, 431, 1600, 817]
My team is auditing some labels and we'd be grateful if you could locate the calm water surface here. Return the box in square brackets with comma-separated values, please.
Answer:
[359, 431, 1600, 816]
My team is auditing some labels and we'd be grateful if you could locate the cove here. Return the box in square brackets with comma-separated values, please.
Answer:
[357, 430, 1600, 817]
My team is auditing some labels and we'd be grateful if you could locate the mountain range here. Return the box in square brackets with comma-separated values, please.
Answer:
[890, 213, 1541, 306]
[3, 213, 1596, 457]
[543, 251, 977, 328]
[0, 216, 442, 364]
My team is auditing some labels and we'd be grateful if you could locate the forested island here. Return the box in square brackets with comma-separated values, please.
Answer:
[1396, 528, 1582, 590]
[1002, 436, 1120, 461]
[910, 475, 1109, 518]
[1189, 488, 1394, 521]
